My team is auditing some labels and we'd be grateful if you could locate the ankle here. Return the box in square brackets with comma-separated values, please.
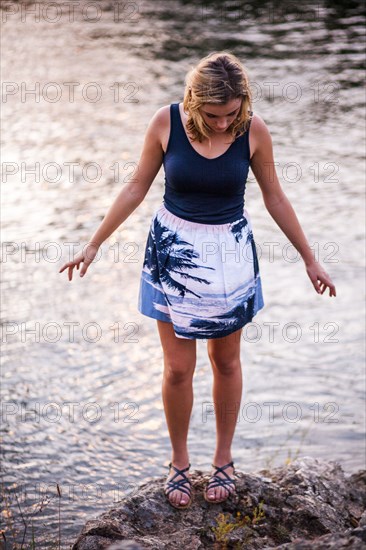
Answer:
[212, 454, 233, 467]
[170, 455, 190, 469]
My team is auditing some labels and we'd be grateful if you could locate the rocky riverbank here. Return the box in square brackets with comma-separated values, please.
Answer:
[72, 457, 366, 549]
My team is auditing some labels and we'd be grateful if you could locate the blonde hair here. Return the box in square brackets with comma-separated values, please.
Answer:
[182, 51, 253, 144]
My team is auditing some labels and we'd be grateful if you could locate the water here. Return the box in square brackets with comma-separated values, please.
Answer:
[1, 0, 365, 547]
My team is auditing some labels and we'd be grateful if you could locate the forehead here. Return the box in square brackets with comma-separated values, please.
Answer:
[201, 98, 242, 115]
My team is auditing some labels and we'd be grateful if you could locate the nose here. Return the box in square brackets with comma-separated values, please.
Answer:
[216, 119, 228, 129]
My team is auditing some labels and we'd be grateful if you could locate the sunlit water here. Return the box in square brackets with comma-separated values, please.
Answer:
[1, 0, 365, 547]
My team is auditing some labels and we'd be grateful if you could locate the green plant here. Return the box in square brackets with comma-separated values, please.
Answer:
[285, 424, 312, 466]
[211, 501, 266, 547]
[251, 501, 265, 524]
[264, 423, 312, 469]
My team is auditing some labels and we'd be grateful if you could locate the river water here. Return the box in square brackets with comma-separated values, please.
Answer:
[1, 0, 365, 547]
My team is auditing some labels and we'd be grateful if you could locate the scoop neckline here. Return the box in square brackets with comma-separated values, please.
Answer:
[176, 102, 239, 161]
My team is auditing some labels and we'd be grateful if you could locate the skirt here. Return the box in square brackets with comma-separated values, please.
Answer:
[137, 202, 264, 340]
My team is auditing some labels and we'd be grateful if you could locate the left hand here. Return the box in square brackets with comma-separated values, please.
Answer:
[305, 260, 336, 297]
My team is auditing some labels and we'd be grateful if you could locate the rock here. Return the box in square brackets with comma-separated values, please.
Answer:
[107, 543, 147, 550]
[72, 457, 366, 550]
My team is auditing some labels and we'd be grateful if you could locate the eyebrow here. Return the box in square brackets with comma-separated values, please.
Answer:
[202, 107, 240, 116]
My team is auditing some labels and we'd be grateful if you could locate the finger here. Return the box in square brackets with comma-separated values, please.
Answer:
[321, 274, 333, 286]
[322, 277, 334, 294]
[60, 261, 77, 274]
[314, 279, 322, 293]
[68, 265, 74, 281]
[79, 261, 89, 277]
[320, 279, 337, 297]
[318, 278, 329, 292]
[59, 263, 70, 273]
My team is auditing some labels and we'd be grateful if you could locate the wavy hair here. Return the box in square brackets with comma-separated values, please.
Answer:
[182, 51, 253, 144]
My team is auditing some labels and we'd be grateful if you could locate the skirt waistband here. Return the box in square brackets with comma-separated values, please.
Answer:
[155, 202, 251, 233]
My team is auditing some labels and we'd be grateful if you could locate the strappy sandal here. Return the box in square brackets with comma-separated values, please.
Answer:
[164, 462, 193, 509]
[204, 460, 236, 503]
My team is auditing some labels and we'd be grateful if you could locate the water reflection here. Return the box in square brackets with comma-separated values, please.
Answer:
[1, 0, 365, 547]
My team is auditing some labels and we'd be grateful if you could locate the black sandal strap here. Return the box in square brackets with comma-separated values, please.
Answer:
[168, 462, 191, 474]
[207, 476, 235, 491]
[211, 460, 234, 477]
[165, 480, 191, 497]
[165, 462, 192, 498]
[207, 461, 235, 491]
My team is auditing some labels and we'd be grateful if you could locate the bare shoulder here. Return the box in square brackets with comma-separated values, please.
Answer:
[249, 112, 273, 158]
[150, 104, 170, 126]
[251, 112, 271, 139]
[145, 104, 171, 153]
[154, 104, 171, 153]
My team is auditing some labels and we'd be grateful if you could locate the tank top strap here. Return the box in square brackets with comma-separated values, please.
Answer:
[170, 102, 181, 133]
[166, 103, 188, 153]
[167, 102, 251, 160]
[242, 110, 253, 159]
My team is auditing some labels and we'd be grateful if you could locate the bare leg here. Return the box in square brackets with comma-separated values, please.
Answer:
[206, 328, 243, 501]
[157, 320, 196, 506]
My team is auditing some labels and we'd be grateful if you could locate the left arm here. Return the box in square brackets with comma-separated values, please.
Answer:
[249, 114, 336, 297]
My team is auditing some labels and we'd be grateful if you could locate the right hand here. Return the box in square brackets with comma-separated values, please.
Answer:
[59, 242, 100, 281]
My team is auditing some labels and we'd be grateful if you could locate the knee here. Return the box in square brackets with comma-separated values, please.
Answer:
[164, 359, 195, 385]
[209, 354, 241, 376]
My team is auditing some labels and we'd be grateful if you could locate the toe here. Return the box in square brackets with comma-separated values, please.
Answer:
[207, 488, 215, 500]
[168, 487, 190, 507]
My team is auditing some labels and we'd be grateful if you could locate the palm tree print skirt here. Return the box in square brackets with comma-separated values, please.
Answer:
[138, 202, 264, 340]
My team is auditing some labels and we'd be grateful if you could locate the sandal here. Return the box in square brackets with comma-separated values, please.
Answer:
[164, 462, 193, 509]
[204, 460, 236, 503]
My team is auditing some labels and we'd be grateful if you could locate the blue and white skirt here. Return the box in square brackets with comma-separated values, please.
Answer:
[138, 202, 264, 340]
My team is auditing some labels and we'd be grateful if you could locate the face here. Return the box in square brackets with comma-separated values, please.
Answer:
[199, 98, 242, 134]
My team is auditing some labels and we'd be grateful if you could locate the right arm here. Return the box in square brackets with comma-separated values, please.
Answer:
[59, 106, 167, 280]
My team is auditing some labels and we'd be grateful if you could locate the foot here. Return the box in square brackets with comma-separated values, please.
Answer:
[204, 460, 236, 503]
[164, 462, 192, 509]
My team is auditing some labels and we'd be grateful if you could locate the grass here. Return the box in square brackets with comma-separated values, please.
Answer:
[264, 423, 312, 470]
[0, 481, 72, 549]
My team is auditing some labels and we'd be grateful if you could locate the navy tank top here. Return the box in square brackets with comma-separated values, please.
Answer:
[162, 102, 252, 224]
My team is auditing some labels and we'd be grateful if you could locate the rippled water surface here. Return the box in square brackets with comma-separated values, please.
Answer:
[1, 0, 365, 546]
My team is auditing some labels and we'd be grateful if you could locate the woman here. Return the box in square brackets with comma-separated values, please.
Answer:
[59, 52, 336, 510]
